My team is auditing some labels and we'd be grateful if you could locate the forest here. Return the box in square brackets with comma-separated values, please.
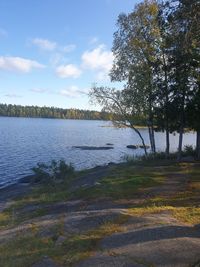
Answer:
[90, 0, 200, 159]
[0, 103, 109, 121]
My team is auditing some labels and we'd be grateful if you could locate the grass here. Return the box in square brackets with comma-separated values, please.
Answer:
[1, 160, 200, 265]
[4, 181, 70, 209]
[0, 212, 10, 227]
[73, 164, 165, 199]
[0, 163, 165, 228]
[0, 214, 129, 267]
[128, 205, 200, 225]
[127, 162, 200, 225]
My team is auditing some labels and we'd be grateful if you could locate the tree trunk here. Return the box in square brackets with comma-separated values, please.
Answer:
[147, 78, 156, 154]
[166, 128, 170, 158]
[165, 102, 170, 158]
[162, 52, 170, 158]
[148, 125, 156, 154]
[131, 125, 147, 156]
[151, 125, 156, 153]
[177, 88, 186, 161]
[148, 126, 153, 152]
[177, 126, 184, 161]
[196, 130, 200, 160]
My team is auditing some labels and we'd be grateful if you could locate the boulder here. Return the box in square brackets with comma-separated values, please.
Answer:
[18, 175, 35, 184]
[73, 146, 113, 150]
[126, 145, 138, 149]
[139, 145, 150, 149]
[181, 156, 194, 162]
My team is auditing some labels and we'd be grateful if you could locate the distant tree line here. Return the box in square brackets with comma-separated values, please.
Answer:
[0, 103, 146, 124]
[0, 103, 110, 120]
[90, 0, 200, 159]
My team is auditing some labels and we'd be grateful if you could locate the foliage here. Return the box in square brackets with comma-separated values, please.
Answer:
[32, 160, 74, 184]
[182, 145, 196, 157]
[0, 103, 110, 121]
[90, 85, 149, 155]
[90, 0, 200, 159]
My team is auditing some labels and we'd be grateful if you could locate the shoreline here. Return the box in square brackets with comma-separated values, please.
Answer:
[0, 162, 119, 203]
[0, 160, 123, 192]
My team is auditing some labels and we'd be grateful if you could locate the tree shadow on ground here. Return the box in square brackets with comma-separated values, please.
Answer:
[101, 224, 200, 250]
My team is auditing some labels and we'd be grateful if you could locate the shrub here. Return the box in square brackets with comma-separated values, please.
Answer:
[182, 145, 196, 157]
[32, 160, 74, 184]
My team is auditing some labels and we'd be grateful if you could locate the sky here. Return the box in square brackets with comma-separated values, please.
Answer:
[0, 0, 138, 110]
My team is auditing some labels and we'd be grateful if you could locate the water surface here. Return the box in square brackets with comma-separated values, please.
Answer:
[0, 117, 196, 187]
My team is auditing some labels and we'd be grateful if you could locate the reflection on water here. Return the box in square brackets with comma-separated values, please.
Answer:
[0, 117, 196, 187]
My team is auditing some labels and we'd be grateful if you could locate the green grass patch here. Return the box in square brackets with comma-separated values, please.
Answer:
[73, 165, 164, 199]
[128, 205, 200, 225]
[0, 212, 11, 228]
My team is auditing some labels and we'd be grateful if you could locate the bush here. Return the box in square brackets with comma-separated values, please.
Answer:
[32, 160, 74, 184]
[182, 145, 196, 157]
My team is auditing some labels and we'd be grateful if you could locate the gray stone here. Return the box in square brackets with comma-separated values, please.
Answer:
[181, 156, 195, 162]
[126, 145, 138, 149]
[55, 235, 66, 246]
[32, 257, 62, 267]
[76, 254, 146, 267]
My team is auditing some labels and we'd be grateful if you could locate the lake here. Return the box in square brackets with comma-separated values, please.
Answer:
[0, 117, 196, 187]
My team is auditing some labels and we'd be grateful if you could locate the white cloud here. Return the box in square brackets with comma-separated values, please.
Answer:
[56, 64, 82, 78]
[0, 56, 45, 73]
[81, 44, 114, 79]
[59, 86, 88, 98]
[5, 93, 22, 98]
[62, 44, 76, 53]
[30, 88, 48, 93]
[32, 38, 57, 51]
[31, 38, 76, 54]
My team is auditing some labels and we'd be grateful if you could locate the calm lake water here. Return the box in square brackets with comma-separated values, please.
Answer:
[0, 117, 196, 187]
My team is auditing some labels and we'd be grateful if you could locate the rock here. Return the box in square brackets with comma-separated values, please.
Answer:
[181, 156, 194, 162]
[55, 235, 66, 246]
[72, 146, 114, 150]
[107, 162, 115, 166]
[64, 211, 120, 234]
[18, 175, 35, 184]
[139, 145, 150, 149]
[127, 145, 138, 149]
[31, 257, 62, 267]
[38, 228, 55, 238]
[81, 184, 89, 188]
[77, 254, 147, 267]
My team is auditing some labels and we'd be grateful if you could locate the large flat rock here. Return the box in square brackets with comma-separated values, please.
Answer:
[76, 214, 200, 267]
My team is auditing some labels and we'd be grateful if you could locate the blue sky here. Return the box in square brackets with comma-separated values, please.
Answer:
[0, 0, 138, 110]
